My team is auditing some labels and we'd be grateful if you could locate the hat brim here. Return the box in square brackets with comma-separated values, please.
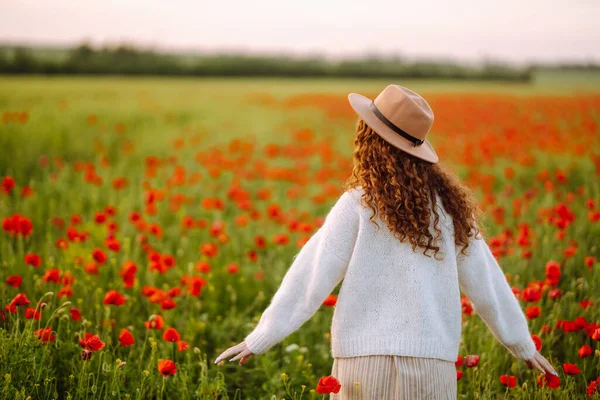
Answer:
[348, 92, 439, 164]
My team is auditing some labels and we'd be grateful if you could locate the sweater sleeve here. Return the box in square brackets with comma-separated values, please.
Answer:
[243, 190, 360, 355]
[456, 234, 537, 361]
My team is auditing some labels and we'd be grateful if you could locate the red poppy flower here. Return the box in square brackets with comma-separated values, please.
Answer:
[92, 248, 108, 264]
[195, 260, 211, 274]
[145, 315, 165, 330]
[85, 261, 99, 275]
[34, 327, 56, 344]
[119, 261, 137, 288]
[107, 222, 118, 234]
[79, 333, 106, 351]
[11, 293, 30, 306]
[104, 205, 117, 216]
[548, 288, 563, 299]
[562, 363, 580, 375]
[62, 271, 75, 286]
[315, 375, 341, 394]
[24, 253, 42, 267]
[94, 211, 107, 224]
[163, 328, 180, 342]
[323, 294, 337, 307]
[167, 287, 182, 298]
[584, 256, 596, 269]
[58, 285, 73, 298]
[177, 341, 189, 351]
[526, 306, 541, 319]
[200, 242, 218, 258]
[21, 185, 34, 197]
[544, 262, 561, 286]
[531, 334, 542, 351]
[226, 263, 239, 274]
[564, 246, 576, 257]
[6, 275, 22, 288]
[69, 213, 82, 225]
[161, 298, 176, 310]
[158, 359, 177, 376]
[247, 249, 258, 262]
[43, 268, 61, 284]
[455, 355, 463, 367]
[18, 216, 33, 236]
[104, 290, 125, 306]
[461, 296, 473, 316]
[184, 276, 206, 297]
[580, 300, 594, 310]
[521, 250, 532, 259]
[25, 307, 41, 320]
[105, 237, 121, 252]
[142, 285, 158, 297]
[70, 307, 82, 321]
[465, 354, 480, 368]
[209, 220, 225, 237]
[149, 223, 163, 238]
[55, 238, 69, 250]
[3, 214, 33, 237]
[522, 287, 541, 302]
[499, 374, 517, 388]
[579, 345, 593, 358]
[119, 328, 135, 347]
[272, 233, 289, 245]
[2, 176, 15, 194]
[537, 373, 560, 389]
[112, 177, 128, 190]
[254, 234, 266, 249]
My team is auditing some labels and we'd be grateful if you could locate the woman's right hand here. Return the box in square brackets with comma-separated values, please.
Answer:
[525, 351, 558, 376]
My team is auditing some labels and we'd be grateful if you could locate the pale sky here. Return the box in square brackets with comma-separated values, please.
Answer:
[1, 0, 599, 63]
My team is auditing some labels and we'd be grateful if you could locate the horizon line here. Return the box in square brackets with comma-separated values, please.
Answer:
[1, 38, 600, 67]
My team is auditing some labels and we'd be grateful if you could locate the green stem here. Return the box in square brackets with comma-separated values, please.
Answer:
[159, 377, 166, 400]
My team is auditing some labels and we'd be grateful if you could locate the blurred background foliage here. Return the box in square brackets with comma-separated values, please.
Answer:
[0, 43, 561, 81]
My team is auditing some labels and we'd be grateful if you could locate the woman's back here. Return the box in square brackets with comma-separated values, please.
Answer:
[329, 186, 463, 362]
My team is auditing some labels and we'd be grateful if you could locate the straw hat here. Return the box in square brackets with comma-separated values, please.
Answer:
[348, 84, 438, 163]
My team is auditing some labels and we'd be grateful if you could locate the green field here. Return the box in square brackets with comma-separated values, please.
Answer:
[0, 75, 599, 399]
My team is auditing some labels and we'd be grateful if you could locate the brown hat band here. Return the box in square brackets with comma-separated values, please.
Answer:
[369, 102, 424, 147]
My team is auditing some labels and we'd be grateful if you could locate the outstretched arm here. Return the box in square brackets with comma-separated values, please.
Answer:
[243, 190, 360, 355]
[456, 233, 537, 361]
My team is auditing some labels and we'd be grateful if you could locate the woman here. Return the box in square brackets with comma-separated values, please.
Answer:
[214, 85, 558, 399]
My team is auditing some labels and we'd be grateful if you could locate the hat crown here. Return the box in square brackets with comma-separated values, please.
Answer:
[373, 85, 434, 140]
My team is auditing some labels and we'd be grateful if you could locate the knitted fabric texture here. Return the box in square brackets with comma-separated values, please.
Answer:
[243, 187, 537, 362]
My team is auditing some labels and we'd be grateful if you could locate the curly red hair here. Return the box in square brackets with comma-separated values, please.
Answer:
[343, 118, 483, 260]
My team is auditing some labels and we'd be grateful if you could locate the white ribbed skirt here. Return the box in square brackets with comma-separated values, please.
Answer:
[329, 355, 457, 400]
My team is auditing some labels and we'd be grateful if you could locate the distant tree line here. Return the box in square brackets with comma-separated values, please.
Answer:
[0, 43, 545, 81]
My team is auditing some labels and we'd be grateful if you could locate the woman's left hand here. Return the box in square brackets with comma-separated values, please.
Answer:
[524, 351, 558, 376]
[214, 341, 253, 366]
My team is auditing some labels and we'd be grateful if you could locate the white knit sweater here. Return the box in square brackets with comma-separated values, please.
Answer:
[244, 187, 537, 362]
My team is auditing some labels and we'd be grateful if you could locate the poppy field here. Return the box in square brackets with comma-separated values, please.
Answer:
[0, 76, 599, 399]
